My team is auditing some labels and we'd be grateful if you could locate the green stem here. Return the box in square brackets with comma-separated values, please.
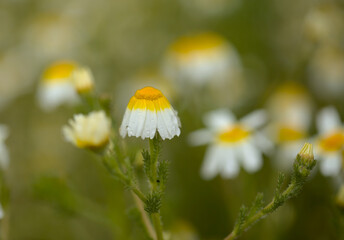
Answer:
[224, 181, 297, 240]
[149, 137, 164, 240]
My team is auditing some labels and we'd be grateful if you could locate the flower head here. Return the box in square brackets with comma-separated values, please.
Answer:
[120, 86, 181, 140]
[315, 107, 344, 176]
[72, 66, 94, 94]
[37, 61, 79, 111]
[63, 111, 111, 149]
[0, 125, 9, 170]
[163, 32, 242, 87]
[189, 109, 271, 179]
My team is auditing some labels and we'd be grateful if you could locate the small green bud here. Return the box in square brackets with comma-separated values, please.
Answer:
[298, 143, 315, 166]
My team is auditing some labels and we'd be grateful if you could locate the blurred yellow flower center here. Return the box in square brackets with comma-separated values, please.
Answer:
[277, 82, 307, 96]
[43, 61, 77, 83]
[135, 87, 163, 100]
[170, 33, 225, 55]
[218, 125, 250, 143]
[127, 87, 171, 111]
[278, 127, 306, 142]
[319, 132, 344, 152]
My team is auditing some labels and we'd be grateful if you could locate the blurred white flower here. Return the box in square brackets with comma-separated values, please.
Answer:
[308, 45, 344, 100]
[63, 110, 111, 149]
[0, 125, 9, 170]
[189, 109, 271, 179]
[72, 66, 94, 94]
[163, 33, 243, 88]
[120, 87, 181, 140]
[266, 82, 313, 169]
[315, 107, 344, 177]
[304, 3, 344, 45]
[37, 61, 80, 111]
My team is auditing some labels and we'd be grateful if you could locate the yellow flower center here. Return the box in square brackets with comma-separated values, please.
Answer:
[42, 61, 78, 83]
[170, 33, 225, 55]
[278, 127, 306, 143]
[319, 131, 344, 152]
[217, 125, 250, 143]
[134, 87, 163, 100]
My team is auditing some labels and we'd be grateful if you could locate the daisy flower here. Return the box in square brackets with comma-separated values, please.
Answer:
[0, 125, 9, 170]
[265, 82, 313, 168]
[163, 32, 242, 87]
[308, 44, 344, 100]
[188, 109, 270, 179]
[315, 107, 344, 177]
[120, 86, 181, 140]
[37, 61, 80, 111]
[63, 110, 111, 149]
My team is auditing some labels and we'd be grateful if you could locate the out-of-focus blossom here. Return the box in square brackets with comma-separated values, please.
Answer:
[0, 125, 9, 170]
[336, 185, 344, 209]
[189, 109, 270, 179]
[180, 0, 241, 18]
[63, 111, 111, 149]
[308, 44, 344, 100]
[120, 87, 181, 140]
[315, 107, 344, 177]
[37, 61, 80, 111]
[266, 82, 313, 168]
[72, 66, 94, 94]
[304, 3, 344, 45]
[163, 33, 243, 88]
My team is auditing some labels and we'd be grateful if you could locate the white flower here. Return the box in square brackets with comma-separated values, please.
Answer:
[37, 61, 80, 111]
[120, 86, 181, 140]
[315, 107, 344, 177]
[189, 109, 271, 179]
[72, 66, 94, 93]
[0, 125, 9, 170]
[163, 33, 243, 87]
[63, 111, 111, 149]
[265, 82, 313, 169]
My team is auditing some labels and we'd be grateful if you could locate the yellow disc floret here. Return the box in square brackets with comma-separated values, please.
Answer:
[42, 61, 78, 83]
[217, 125, 250, 143]
[170, 33, 225, 55]
[127, 87, 171, 111]
[319, 131, 344, 152]
[278, 126, 306, 143]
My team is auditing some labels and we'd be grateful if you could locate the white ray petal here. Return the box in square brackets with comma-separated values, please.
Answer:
[188, 129, 213, 146]
[201, 145, 222, 180]
[142, 110, 157, 139]
[320, 153, 342, 176]
[317, 107, 342, 134]
[203, 109, 235, 130]
[241, 110, 267, 129]
[239, 143, 263, 173]
[220, 147, 240, 179]
[119, 109, 131, 138]
[157, 110, 169, 140]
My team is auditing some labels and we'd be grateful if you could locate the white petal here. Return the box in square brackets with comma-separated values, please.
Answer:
[157, 110, 169, 140]
[317, 106, 342, 134]
[188, 129, 213, 146]
[241, 110, 267, 129]
[119, 108, 132, 138]
[142, 110, 157, 139]
[134, 109, 147, 138]
[203, 109, 236, 130]
[220, 147, 240, 179]
[239, 143, 263, 173]
[320, 154, 342, 176]
[252, 132, 273, 155]
[201, 145, 222, 180]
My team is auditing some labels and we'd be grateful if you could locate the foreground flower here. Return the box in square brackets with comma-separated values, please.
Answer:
[265, 82, 313, 169]
[189, 109, 270, 179]
[63, 111, 111, 149]
[120, 86, 181, 140]
[72, 66, 94, 94]
[163, 32, 242, 87]
[315, 107, 344, 176]
[37, 61, 79, 111]
[0, 125, 9, 170]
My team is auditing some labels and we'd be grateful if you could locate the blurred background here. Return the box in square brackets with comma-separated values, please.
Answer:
[1, 0, 344, 239]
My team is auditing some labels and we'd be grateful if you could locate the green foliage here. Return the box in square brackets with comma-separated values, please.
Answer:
[142, 149, 152, 181]
[144, 191, 162, 214]
[157, 159, 169, 190]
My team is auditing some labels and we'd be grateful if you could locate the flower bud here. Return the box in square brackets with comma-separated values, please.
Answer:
[72, 67, 94, 94]
[298, 143, 315, 165]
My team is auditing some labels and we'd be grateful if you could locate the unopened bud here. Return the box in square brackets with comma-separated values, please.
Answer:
[72, 67, 94, 93]
[298, 143, 314, 164]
